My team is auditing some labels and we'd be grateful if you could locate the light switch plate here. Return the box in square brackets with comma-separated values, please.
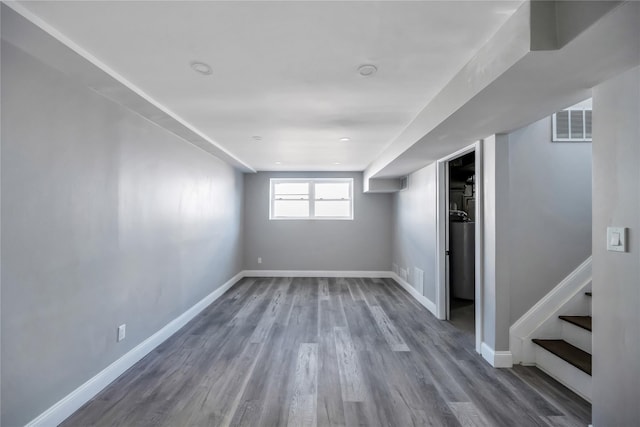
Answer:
[607, 227, 627, 252]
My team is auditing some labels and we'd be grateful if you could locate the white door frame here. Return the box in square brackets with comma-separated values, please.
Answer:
[435, 140, 483, 354]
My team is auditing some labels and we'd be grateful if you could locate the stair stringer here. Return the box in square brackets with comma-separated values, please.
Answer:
[509, 257, 592, 365]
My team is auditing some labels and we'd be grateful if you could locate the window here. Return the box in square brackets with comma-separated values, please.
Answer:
[270, 178, 353, 220]
[552, 100, 592, 142]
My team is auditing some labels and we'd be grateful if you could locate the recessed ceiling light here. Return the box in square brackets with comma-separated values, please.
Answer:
[275, 161, 282, 165]
[252, 136, 262, 141]
[339, 137, 351, 142]
[333, 162, 341, 165]
[357, 64, 377, 77]
[190, 61, 212, 75]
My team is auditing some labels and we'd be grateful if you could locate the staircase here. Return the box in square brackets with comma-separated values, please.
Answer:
[531, 291, 592, 401]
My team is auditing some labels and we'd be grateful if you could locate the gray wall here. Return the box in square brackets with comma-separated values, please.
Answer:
[591, 66, 639, 426]
[483, 134, 512, 351]
[391, 163, 438, 302]
[506, 116, 592, 324]
[487, 116, 593, 351]
[243, 172, 392, 271]
[391, 116, 593, 353]
[1, 42, 244, 426]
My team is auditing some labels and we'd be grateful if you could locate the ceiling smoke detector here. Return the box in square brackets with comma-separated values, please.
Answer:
[357, 64, 377, 77]
[190, 61, 212, 75]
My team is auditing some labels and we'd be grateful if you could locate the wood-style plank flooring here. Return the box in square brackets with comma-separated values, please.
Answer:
[62, 277, 591, 427]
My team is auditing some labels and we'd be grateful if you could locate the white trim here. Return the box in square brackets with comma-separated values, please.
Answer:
[436, 141, 484, 353]
[390, 273, 438, 316]
[242, 270, 393, 278]
[435, 160, 448, 320]
[25, 272, 244, 427]
[509, 257, 592, 364]
[481, 342, 513, 368]
[24, 268, 482, 426]
[239, 270, 437, 316]
[269, 178, 354, 220]
[474, 140, 484, 354]
[561, 321, 592, 354]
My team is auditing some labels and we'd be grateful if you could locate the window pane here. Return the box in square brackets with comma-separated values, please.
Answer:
[570, 110, 583, 139]
[315, 183, 350, 200]
[585, 110, 592, 139]
[273, 200, 309, 217]
[555, 111, 569, 139]
[274, 182, 309, 195]
[315, 201, 351, 217]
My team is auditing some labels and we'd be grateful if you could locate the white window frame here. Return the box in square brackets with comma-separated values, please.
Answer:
[269, 178, 354, 220]
[552, 107, 592, 142]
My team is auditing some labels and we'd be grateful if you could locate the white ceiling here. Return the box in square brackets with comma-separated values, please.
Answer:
[16, 0, 523, 172]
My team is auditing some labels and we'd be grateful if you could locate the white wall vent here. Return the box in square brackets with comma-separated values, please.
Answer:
[552, 100, 592, 142]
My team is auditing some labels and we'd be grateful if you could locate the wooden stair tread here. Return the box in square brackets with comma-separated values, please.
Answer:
[585, 291, 592, 296]
[559, 315, 592, 331]
[532, 339, 592, 375]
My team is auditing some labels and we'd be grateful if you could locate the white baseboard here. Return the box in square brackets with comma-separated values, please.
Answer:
[390, 272, 438, 316]
[243, 270, 439, 320]
[481, 342, 513, 368]
[26, 272, 244, 427]
[24, 269, 443, 426]
[242, 270, 393, 278]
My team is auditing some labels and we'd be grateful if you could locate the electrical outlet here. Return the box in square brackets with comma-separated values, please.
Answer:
[117, 324, 126, 342]
[258, 257, 262, 264]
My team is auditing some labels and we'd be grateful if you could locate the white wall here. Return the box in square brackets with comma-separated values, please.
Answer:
[1, 41, 244, 426]
[591, 66, 640, 427]
[391, 164, 437, 303]
[243, 172, 392, 272]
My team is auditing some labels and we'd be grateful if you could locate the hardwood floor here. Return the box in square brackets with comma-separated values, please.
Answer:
[62, 277, 591, 427]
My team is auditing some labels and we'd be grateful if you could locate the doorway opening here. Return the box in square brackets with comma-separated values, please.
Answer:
[447, 151, 476, 338]
[436, 141, 483, 353]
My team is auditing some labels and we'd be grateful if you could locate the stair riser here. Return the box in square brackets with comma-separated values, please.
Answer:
[534, 346, 592, 402]
[561, 321, 592, 353]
